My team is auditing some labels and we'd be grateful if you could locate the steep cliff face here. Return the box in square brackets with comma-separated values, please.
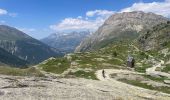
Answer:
[0, 25, 62, 64]
[138, 21, 170, 51]
[75, 11, 169, 52]
[41, 31, 90, 54]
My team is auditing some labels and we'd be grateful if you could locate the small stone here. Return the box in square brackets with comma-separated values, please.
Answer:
[164, 80, 170, 84]
[0, 91, 5, 96]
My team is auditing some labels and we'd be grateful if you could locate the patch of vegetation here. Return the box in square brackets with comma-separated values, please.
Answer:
[143, 75, 169, 82]
[0, 66, 44, 77]
[136, 51, 149, 60]
[68, 70, 98, 80]
[135, 63, 152, 73]
[39, 58, 70, 74]
[118, 78, 170, 94]
[104, 58, 123, 66]
[146, 50, 159, 57]
[162, 64, 170, 73]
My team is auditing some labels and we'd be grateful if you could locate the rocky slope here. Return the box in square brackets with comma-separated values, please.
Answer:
[41, 31, 90, 54]
[0, 25, 62, 64]
[0, 74, 170, 100]
[138, 21, 170, 51]
[75, 11, 169, 52]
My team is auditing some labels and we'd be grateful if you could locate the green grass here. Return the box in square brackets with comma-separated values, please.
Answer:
[162, 64, 170, 73]
[143, 75, 169, 82]
[119, 78, 170, 94]
[146, 50, 163, 59]
[135, 51, 149, 60]
[37, 39, 163, 81]
[39, 58, 70, 74]
[0, 66, 44, 77]
[135, 63, 152, 73]
[104, 58, 123, 66]
[68, 70, 98, 80]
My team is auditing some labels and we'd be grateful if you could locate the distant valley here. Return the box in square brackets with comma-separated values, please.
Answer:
[41, 31, 90, 54]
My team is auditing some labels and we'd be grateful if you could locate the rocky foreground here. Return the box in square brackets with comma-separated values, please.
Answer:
[0, 73, 170, 100]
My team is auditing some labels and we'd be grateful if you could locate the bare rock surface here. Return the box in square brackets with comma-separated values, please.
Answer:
[0, 72, 170, 100]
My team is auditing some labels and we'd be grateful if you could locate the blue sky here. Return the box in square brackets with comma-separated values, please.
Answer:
[0, 0, 169, 39]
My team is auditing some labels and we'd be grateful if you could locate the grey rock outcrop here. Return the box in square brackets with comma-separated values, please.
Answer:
[138, 21, 170, 51]
[0, 75, 170, 100]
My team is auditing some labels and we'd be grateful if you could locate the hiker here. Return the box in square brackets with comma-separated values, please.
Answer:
[102, 70, 105, 78]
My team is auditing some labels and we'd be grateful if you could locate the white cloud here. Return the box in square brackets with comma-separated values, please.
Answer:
[0, 9, 7, 15]
[50, 18, 104, 31]
[120, 0, 170, 17]
[50, 10, 114, 31]
[86, 10, 115, 17]
[50, 0, 170, 32]
[0, 8, 18, 17]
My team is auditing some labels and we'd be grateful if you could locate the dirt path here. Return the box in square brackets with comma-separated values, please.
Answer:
[146, 60, 170, 78]
[96, 69, 143, 81]
[96, 69, 170, 100]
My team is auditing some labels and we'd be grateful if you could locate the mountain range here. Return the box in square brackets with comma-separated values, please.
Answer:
[0, 25, 62, 67]
[41, 31, 90, 54]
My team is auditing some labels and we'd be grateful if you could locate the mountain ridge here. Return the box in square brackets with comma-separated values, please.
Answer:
[0, 25, 62, 65]
[75, 11, 170, 52]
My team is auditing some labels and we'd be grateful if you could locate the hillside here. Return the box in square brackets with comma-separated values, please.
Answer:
[0, 25, 62, 64]
[37, 21, 170, 95]
[1, 37, 170, 99]
[41, 31, 90, 54]
[75, 11, 169, 52]
[38, 39, 170, 94]
[0, 47, 28, 67]
[138, 21, 170, 51]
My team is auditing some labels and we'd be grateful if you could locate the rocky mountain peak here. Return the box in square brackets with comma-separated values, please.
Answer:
[75, 11, 169, 52]
[41, 31, 90, 54]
